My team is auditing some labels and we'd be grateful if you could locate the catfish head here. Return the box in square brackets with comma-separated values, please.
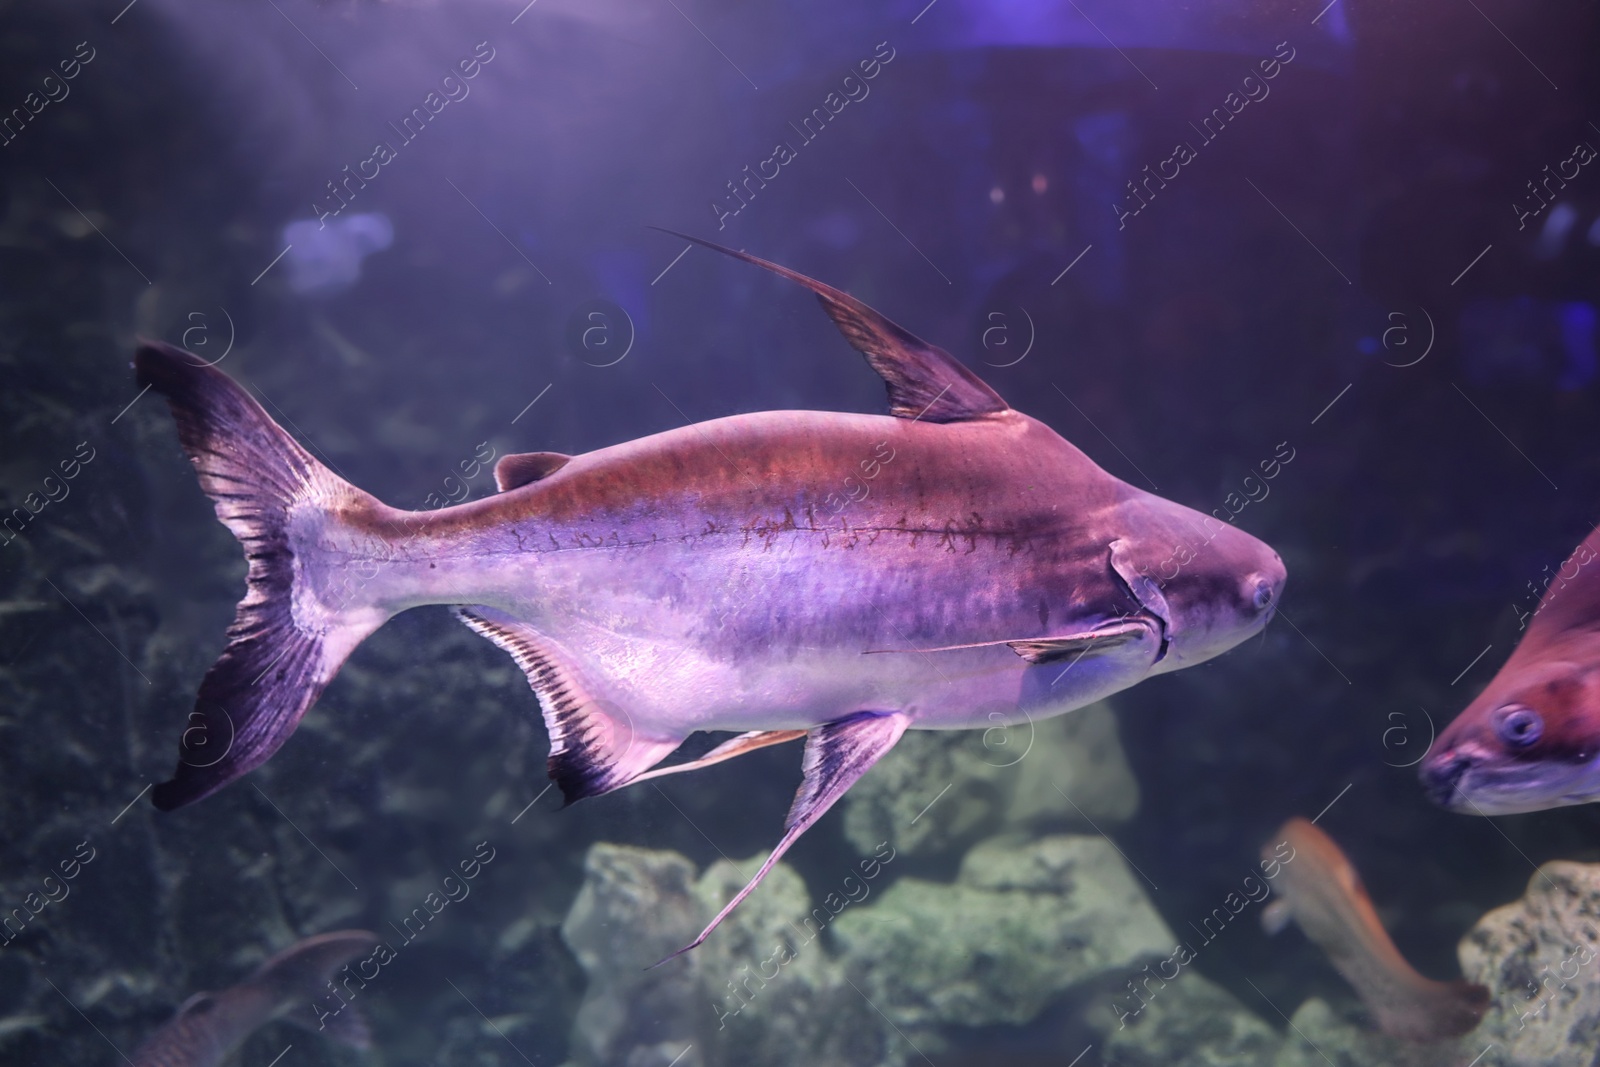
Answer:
[1421, 649, 1600, 814]
[1110, 493, 1286, 673]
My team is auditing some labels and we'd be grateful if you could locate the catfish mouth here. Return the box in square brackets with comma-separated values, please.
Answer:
[1421, 745, 1600, 814]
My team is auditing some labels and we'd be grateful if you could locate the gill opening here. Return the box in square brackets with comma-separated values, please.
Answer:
[1108, 538, 1173, 663]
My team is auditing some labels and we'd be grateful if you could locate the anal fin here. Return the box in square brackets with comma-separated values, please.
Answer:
[654, 711, 910, 965]
[455, 607, 679, 803]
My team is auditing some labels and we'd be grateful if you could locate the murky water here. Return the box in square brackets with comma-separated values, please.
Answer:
[3, 2, 1599, 1065]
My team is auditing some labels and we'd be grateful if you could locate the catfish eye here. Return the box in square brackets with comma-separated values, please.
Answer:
[1495, 705, 1544, 749]
[1251, 578, 1273, 611]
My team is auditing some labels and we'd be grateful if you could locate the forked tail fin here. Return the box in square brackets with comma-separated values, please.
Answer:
[135, 341, 389, 811]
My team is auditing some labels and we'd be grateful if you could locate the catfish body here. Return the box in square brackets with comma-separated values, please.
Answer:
[330, 405, 1267, 741]
[131, 931, 377, 1067]
[138, 234, 1284, 953]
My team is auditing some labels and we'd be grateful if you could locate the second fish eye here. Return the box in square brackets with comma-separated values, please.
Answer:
[1252, 578, 1274, 611]
[1495, 705, 1544, 749]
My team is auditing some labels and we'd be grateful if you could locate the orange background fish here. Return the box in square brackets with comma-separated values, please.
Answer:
[1262, 817, 1487, 1042]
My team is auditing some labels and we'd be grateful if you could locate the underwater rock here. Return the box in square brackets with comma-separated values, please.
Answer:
[561, 844, 705, 1067]
[840, 701, 1140, 861]
[1270, 997, 1473, 1067]
[563, 834, 1193, 1066]
[1459, 860, 1600, 1067]
[1088, 971, 1280, 1067]
[561, 842, 891, 1067]
[694, 855, 888, 1067]
[831, 834, 1171, 1031]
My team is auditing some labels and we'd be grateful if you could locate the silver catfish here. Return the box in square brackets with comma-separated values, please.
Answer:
[131, 930, 378, 1067]
[137, 233, 1285, 954]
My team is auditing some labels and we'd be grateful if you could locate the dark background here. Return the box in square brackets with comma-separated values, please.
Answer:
[2, 0, 1598, 1062]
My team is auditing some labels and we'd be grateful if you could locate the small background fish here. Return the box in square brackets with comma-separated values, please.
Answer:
[131, 931, 378, 1067]
[1262, 818, 1488, 1042]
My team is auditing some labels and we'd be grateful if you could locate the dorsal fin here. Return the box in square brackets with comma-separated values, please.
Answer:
[175, 992, 218, 1017]
[271, 933, 381, 1051]
[651, 229, 1009, 423]
[494, 451, 572, 491]
[249, 929, 381, 994]
[1515, 521, 1600, 654]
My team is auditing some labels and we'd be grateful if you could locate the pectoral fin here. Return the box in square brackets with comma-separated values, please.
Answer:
[864, 620, 1153, 665]
[1261, 898, 1294, 935]
[653, 710, 910, 965]
[1006, 622, 1154, 664]
[455, 607, 681, 803]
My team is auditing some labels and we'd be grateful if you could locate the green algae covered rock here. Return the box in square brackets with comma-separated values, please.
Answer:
[1095, 971, 1280, 1067]
[694, 855, 887, 1067]
[840, 702, 1140, 863]
[1271, 997, 1473, 1067]
[562, 842, 889, 1067]
[832, 834, 1173, 1029]
[561, 844, 705, 1067]
[1459, 861, 1600, 1067]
